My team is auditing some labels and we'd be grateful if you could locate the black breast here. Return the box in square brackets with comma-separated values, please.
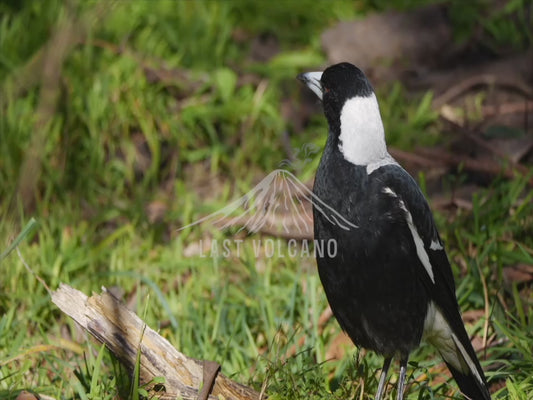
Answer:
[312, 145, 428, 357]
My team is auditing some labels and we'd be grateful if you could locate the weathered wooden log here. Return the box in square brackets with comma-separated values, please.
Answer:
[51, 283, 261, 400]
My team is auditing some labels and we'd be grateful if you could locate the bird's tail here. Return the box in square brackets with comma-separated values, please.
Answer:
[440, 333, 491, 400]
[425, 305, 491, 399]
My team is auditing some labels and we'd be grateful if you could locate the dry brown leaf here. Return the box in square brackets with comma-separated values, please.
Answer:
[15, 391, 38, 400]
[462, 309, 486, 323]
[503, 264, 533, 285]
[146, 200, 168, 224]
[325, 332, 352, 361]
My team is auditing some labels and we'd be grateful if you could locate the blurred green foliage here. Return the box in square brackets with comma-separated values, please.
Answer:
[0, 0, 532, 399]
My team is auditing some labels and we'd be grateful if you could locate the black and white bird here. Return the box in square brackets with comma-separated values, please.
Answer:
[298, 63, 491, 400]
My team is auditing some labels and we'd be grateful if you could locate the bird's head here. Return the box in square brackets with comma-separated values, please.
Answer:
[298, 63, 388, 165]
[298, 62, 376, 131]
[297, 62, 387, 166]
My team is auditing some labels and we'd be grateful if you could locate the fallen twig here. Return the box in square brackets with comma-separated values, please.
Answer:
[482, 100, 533, 118]
[433, 74, 533, 109]
[416, 147, 530, 184]
[51, 284, 261, 400]
[438, 112, 532, 177]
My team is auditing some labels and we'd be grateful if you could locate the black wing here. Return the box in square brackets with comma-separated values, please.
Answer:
[374, 165, 491, 400]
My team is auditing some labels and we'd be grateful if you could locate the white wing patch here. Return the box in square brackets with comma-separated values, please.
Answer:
[398, 200, 436, 284]
[383, 187, 436, 283]
[430, 240, 444, 251]
[382, 187, 397, 197]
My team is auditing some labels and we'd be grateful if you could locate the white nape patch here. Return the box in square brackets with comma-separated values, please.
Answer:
[367, 155, 398, 174]
[338, 94, 389, 170]
[301, 71, 323, 100]
[398, 198, 435, 283]
[430, 240, 443, 251]
[423, 303, 484, 388]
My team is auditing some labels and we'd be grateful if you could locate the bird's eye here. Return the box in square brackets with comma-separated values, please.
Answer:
[323, 86, 330, 94]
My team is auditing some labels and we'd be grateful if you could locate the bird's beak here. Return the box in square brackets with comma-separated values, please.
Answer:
[297, 71, 323, 101]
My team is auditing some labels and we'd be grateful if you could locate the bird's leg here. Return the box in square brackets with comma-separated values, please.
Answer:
[375, 356, 392, 400]
[396, 357, 408, 400]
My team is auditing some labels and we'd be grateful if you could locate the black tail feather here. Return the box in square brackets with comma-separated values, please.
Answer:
[445, 361, 491, 400]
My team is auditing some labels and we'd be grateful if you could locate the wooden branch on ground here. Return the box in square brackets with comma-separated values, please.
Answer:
[51, 283, 261, 400]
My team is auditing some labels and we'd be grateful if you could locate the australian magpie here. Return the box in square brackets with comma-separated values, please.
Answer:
[298, 62, 491, 400]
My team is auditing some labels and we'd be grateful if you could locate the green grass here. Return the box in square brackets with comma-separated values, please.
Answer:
[1, 0, 532, 399]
